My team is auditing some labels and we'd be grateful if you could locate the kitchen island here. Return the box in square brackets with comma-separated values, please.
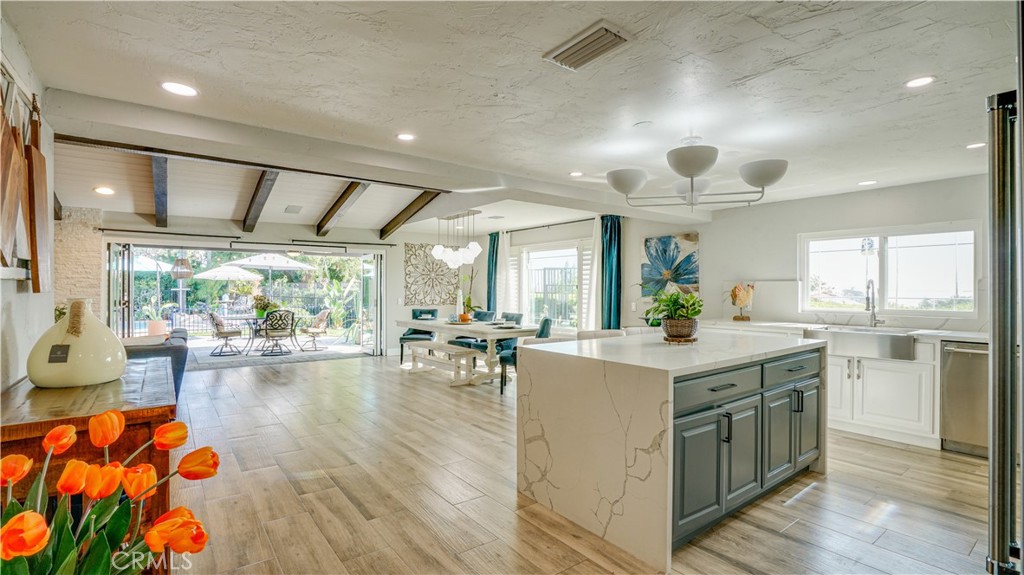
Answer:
[516, 331, 827, 573]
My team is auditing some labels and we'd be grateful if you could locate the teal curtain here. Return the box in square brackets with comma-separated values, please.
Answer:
[486, 232, 499, 311]
[601, 215, 622, 329]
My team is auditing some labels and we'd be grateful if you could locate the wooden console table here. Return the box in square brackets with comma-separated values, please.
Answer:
[1, 358, 177, 521]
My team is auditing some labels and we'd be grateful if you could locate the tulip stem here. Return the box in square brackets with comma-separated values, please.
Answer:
[123, 439, 154, 466]
[35, 446, 54, 511]
[131, 470, 177, 502]
[6, 483, 11, 507]
[104, 446, 109, 465]
[73, 497, 96, 540]
[129, 500, 144, 548]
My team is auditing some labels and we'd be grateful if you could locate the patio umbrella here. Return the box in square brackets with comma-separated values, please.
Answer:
[193, 265, 263, 281]
[225, 253, 314, 298]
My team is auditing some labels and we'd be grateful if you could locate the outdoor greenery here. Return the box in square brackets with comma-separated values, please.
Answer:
[129, 248, 371, 342]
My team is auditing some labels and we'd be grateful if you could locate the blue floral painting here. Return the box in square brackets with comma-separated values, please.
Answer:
[641, 233, 699, 296]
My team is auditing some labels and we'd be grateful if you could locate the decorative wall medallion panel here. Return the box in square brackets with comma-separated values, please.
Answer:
[641, 233, 699, 296]
[404, 242, 459, 305]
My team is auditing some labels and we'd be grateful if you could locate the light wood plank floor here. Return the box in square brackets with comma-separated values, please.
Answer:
[170, 356, 991, 575]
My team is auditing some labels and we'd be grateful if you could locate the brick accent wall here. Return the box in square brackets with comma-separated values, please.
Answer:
[53, 207, 104, 317]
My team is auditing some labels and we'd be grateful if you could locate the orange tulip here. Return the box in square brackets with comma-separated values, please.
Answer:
[55, 459, 89, 496]
[88, 409, 126, 448]
[144, 510, 208, 554]
[152, 506, 194, 525]
[84, 463, 123, 500]
[122, 464, 158, 500]
[0, 455, 33, 487]
[177, 447, 219, 480]
[0, 510, 50, 561]
[153, 421, 188, 450]
[41, 425, 76, 455]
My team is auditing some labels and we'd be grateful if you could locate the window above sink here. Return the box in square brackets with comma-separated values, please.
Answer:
[798, 221, 980, 318]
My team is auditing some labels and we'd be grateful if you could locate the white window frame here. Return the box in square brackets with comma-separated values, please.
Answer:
[517, 240, 587, 331]
[798, 220, 982, 318]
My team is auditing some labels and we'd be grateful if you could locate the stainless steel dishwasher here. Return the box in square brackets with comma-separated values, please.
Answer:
[940, 341, 988, 457]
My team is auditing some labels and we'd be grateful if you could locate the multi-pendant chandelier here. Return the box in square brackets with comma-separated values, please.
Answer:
[431, 210, 482, 269]
[606, 137, 789, 207]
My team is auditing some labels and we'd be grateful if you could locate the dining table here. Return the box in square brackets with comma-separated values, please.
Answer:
[395, 318, 539, 383]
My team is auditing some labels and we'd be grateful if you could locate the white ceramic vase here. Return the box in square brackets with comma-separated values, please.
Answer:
[27, 298, 127, 388]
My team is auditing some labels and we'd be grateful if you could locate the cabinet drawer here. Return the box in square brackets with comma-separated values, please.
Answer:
[675, 366, 761, 412]
[764, 352, 820, 387]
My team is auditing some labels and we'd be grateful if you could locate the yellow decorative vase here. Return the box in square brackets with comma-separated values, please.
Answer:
[27, 299, 127, 388]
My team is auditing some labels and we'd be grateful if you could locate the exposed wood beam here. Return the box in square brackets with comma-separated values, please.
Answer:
[53, 193, 63, 221]
[54, 134, 452, 195]
[379, 191, 442, 241]
[316, 180, 368, 237]
[242, 170, 279, 233]
[152, 156, 168, 228]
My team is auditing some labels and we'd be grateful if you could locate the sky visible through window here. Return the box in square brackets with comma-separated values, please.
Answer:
[807, 231, 974, 312]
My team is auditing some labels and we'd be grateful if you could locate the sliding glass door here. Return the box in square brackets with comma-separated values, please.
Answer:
[107, 243, 133, 337]
[360, 253, 383, 356]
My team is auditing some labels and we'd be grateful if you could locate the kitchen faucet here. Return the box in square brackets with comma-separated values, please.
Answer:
[865, 279, 884, 327]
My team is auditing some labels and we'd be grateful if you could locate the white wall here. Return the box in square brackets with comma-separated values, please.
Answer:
[1, 18, 56, 391]
[621, 174, 989, 332]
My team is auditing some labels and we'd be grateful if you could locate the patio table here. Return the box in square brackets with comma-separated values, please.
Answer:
[394, 318, 538, 384]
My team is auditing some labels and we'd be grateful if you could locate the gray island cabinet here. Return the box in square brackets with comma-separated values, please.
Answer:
[517, 332, 826, 574]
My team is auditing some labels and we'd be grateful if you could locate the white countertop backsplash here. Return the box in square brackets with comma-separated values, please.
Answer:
[525, 331, 826, 378]
[698, 319, 989, 344]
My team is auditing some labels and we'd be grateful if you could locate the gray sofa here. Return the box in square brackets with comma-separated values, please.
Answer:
[124, 328, 188, 400]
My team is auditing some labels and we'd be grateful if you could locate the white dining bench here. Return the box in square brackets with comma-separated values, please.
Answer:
[405, 340, 483, 386]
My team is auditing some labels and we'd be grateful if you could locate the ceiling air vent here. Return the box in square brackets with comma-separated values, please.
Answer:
[543, 20, 632, 71]
[284, 205, 303, 214]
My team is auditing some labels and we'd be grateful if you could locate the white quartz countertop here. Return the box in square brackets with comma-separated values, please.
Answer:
[698, 319, 989, 344]
[525, 331, 826, 378]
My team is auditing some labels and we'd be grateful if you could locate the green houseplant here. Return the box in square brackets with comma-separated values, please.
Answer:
[644, 290, 703, 339]
[252, 295, 278, 319]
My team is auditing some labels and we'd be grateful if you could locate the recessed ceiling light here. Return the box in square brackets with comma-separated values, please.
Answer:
[905, 76, 935, 88]
[858, 180, 878, 186]
[161, 82, 198, 96]
[397, 133, 416, 141]
[966, 143, 986, 149]
[93, 186, 115, 195]
[487, 215, 505, 220]
[569, 171, 584, 177]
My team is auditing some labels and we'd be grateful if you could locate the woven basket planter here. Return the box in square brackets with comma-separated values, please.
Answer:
[661, 318, 699, 339]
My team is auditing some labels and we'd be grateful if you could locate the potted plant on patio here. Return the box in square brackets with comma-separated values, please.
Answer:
[644, 290, 703, 339]
[252, 295, 278, 319]
[140, 296, 175, 336]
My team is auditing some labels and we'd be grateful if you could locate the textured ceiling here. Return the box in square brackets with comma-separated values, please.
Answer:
[6, 1, 1019, 210]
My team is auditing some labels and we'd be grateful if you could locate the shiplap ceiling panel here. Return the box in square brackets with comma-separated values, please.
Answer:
[53, 143, 155, 215]
[166, 159, 262, 221]
[261, 172, 347, 225]
[335, 184, 424, 230]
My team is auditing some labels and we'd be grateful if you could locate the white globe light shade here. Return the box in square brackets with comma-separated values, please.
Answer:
[673, 178, 711, 197]
[738, 159, 789, 189]
[666, 145, 719, 178]
[606, 169, 648, 196]
[431, 244, 444, 258]
[466, 242, 482, 257]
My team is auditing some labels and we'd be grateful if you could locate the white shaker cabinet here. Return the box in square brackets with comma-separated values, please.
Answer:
[826, 342, 938, 448]
[826, 355, 854, 423]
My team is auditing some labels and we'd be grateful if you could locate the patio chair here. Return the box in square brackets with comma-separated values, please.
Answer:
[208, 312, 243, 356]
[262, 309, 295, 356]
[300, 308, 331, 351]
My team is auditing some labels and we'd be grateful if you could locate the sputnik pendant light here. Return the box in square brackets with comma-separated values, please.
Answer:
[432, 210, 482, 269]
[606, 137, 788, 207]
